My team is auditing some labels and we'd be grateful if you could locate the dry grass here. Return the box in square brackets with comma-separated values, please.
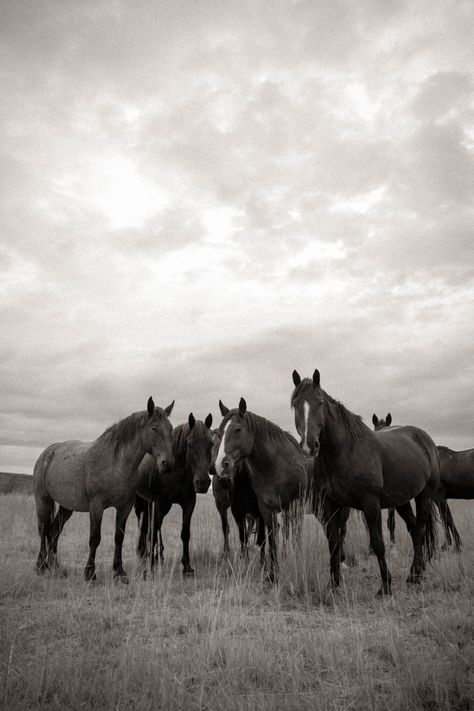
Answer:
[1, 493, 473, 710]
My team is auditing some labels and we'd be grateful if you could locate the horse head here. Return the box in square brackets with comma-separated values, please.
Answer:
[213, 398, 253, 487]
[144, 397, 175, 474]
[290, 369, 325, 456]
[186, 412, 213, 493]
[372, 413, 392, 431]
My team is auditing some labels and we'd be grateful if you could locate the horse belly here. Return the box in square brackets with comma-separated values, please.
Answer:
[43, 442, 90, 511]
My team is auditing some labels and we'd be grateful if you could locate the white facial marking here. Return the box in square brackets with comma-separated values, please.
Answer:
[302, 401, 311, 453]
[215, 420, 231, 475]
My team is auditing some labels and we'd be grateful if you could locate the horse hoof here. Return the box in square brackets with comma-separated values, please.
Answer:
[376, 587, 392, 596]
[114, 574, 129, 584]
[35, 565, 48, 575]
[84, 569, 97, 582]
[406, 575, 421, 585]
[183, 567, 195, 577]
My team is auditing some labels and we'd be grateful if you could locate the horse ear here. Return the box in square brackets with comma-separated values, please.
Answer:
[164, 400, 175, 417]
[205, 413, 213, 429]
[239, 397, 247, 415]
[219, 400, 229, 416]
[312, 369, 320, 386]
[372, 414, 378, 427]
[386, 413, 392, 426]
[147, 397, 155, 417]
[188, 412, 195, 430]
[292, 370, 301, 386]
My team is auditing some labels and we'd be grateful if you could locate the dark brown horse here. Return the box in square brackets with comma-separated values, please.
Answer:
[135, 413, 213, 575]
[373, 414, 462, 551]
[292, 370, 440, 594]
[211, 424, 265, 560]
[372, 413, 396, 545]
[34, 397, 175, 582]
[433, 445, 473, 550]
[215, 399, 307, 581]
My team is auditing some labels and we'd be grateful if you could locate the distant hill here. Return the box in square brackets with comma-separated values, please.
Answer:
[0, 472, 33, 495]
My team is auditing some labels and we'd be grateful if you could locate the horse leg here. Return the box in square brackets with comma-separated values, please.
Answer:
[394, 501, 416, 547]
[219, 504, 230, 556]
[155, 500, 172, 565]
[180, 497, 196, 576]
[35, 495, 55, 574]
[339, 507, 350, 569]
[407, 489, 437, 584]
[363, 498, 392, 595]
[113, 501, 133, 582]
[256, 512, 266, 566]
[49, 506, 73, 572]
[387, 507, 396, 545]
[84, 500, 104, 581]
[259, 504, 278, 582]
[237, 513, 247, 557]
[135, 496, 148, 559]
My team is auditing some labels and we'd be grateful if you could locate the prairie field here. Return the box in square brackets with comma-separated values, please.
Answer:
[0, 492, 473, 711]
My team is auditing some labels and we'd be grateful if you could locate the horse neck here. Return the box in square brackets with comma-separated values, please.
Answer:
[320, 396, 354, 458]
[115, 431, 150, 485]
[245, 417, 294, 469]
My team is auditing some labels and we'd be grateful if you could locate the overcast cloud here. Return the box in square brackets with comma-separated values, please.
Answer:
[1, 0, 473, 472]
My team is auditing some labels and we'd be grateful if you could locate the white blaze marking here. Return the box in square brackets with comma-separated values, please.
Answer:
[215, 421, 231, 475]
[303, 401, 311, 454]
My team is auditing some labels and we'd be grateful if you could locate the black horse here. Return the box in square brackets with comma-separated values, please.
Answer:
[211, 426, 265, 560]
[135, 413, 213, 575]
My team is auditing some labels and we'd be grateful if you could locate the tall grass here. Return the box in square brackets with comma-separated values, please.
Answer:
[1, 494, 472, 710]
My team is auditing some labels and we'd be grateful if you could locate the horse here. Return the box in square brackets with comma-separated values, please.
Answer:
[33, 397, 175, 582]
[434, 445, 473, 550]
[291, 370, 440, 595]
[134, 412, 213, 575]
[210, 425, 265, 560]
[373, 414, 462, 551]
[372, 413, 396, 545]
[215, 399, 307, 581]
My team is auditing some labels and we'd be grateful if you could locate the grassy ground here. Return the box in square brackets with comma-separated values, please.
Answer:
[0, 493, 472, 710]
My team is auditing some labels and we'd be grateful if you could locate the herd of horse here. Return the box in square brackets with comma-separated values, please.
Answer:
[33, 370, 474, 595]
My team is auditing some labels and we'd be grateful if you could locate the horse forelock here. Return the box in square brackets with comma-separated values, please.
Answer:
[290, 378, 320, 407]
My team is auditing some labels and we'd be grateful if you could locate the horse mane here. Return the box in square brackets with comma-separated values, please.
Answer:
[437, 445, 455, 455]
[222, 409, 302, 454]
[172, 423, 190, 461]
[291, 378, 367, 442]
[323, 390, 368, 441]
[98, 410, 149, 455]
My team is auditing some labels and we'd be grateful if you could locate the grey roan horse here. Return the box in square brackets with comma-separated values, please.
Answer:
[34, 397, 175, 582]
[135, 413, 213, 575]
[292, 370, 440, 594]
[215, 399, 307, 581]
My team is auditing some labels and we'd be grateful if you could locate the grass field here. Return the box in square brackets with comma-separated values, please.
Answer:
[1, 492, 473, 710]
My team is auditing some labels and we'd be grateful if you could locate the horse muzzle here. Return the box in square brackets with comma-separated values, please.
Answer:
[194, 476, 211, 494]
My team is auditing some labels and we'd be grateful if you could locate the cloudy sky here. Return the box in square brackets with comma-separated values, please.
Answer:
[1, 0, 473, 473]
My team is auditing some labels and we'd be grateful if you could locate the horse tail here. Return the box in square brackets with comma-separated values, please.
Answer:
[421, 501, 439, 566]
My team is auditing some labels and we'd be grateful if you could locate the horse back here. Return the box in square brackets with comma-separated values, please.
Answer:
[34, 440, 91, 512]
[375, 425, 439, 505]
